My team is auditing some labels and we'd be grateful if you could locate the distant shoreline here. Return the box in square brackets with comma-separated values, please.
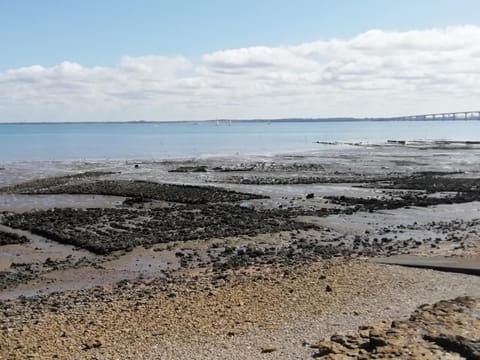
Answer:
[1, 117, 480, 125]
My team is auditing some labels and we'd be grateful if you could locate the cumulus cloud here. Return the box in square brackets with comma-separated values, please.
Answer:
[1, 26, 480, 122]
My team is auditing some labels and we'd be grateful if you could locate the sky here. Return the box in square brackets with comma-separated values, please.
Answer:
[1, 0, 480, 122]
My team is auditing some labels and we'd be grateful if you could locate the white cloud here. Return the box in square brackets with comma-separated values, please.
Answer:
[1, 25, 480, 122]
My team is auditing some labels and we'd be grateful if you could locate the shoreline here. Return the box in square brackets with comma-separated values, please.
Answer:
[0, 142, 479, 359]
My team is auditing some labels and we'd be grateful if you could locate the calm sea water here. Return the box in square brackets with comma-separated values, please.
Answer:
[1, 120, 479, 162]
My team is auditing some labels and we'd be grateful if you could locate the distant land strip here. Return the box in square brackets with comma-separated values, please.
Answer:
[1, 110, 479, 125]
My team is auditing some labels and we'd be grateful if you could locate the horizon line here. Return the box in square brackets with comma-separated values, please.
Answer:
[1, 113, 480, 125]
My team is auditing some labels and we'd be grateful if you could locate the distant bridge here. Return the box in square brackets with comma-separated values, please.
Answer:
[386, 111, 480, 121]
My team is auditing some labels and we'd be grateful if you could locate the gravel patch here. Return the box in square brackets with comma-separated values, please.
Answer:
[140, 264, 480, 360]
[2, 260, 479, 359]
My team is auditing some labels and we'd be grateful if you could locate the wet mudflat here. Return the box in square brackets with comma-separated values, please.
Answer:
[0, 143, 479, 294]
[0, 193, 125, 212]
[0, 142, 479, 359]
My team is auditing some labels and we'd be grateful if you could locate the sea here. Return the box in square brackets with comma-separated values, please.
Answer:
[1, 120, 480, 162]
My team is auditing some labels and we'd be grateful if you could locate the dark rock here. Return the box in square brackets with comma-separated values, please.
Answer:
[423, 335, 480, 359]
[0, 231, 29, 246]
[260, 346, 278, 353]
[169, 166, 208, 173]
[82, 338, 102, 350]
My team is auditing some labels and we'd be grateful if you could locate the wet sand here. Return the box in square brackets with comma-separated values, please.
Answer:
[0, 142, 479, 359]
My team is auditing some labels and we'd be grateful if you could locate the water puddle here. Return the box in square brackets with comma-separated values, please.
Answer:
[0, 224, 94, 271]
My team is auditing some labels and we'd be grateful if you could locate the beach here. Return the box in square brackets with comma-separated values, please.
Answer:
[1, 141, 479, 359]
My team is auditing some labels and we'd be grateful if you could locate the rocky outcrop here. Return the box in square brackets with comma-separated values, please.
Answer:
[3, 205, 315, 254]
[9, 179, 266, 204]
[312, 296, 480, 359]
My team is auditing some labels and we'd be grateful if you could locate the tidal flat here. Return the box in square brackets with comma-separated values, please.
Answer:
[0, 142, 479, 359]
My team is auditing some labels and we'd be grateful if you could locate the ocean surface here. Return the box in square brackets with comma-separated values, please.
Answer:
[1, 120, 480, 162]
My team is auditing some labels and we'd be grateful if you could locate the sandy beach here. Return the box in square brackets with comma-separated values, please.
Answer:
[1, 142, 479, 359]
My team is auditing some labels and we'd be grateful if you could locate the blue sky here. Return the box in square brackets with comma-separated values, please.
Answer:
[1, 0, 479, 70]
[1, 1, 480, 121]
